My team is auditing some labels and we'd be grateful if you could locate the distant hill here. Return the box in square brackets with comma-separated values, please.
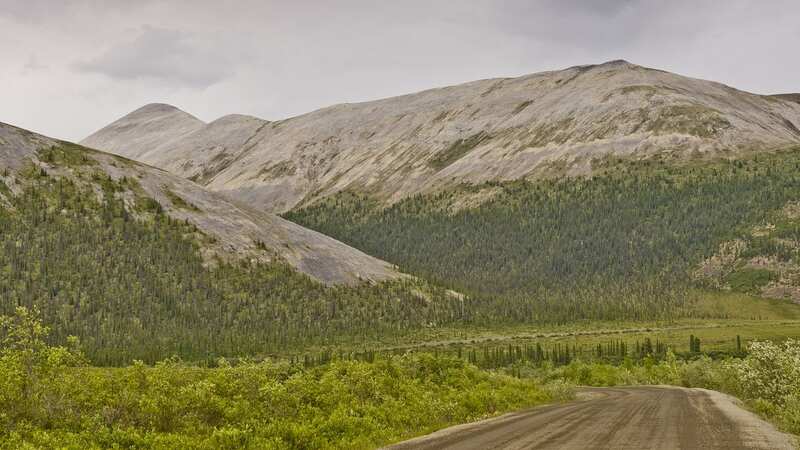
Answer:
[83, 60, 800, 213]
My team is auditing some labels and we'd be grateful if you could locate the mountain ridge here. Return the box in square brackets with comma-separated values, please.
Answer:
[82, 60, 800, 213]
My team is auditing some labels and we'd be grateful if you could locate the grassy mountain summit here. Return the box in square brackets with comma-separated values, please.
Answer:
[83, 60, 800, 213]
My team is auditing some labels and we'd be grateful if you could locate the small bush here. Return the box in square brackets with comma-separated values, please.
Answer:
[726, 268, 776, 293]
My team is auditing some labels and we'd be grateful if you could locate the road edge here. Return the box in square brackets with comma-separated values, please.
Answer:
[381, 385, 799, 450]
[698, 388, 798, 450]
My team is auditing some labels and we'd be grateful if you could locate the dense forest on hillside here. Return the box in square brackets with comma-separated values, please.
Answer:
[0, 148, 470, 364]
[5, 144, 800, 365]
[288, 149, 800, 318]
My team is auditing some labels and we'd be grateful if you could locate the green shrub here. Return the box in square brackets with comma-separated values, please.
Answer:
[726, 268, 776, 293]
[0, 310, 566, 448]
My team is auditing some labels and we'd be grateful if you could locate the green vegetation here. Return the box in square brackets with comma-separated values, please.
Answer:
[38, 142, 98, 168]
[258, 161, 297, 179]
[0, 308, 562, 449]
[163, 187, 200, 211]
[696, 196, 800, 298]
[524, 117, 574, 148]
[8, 144, 800, 369]
[6, 142, 800, 446]
[287, 149, 800, 323]
[646, 104, 731, 137]
[427, 132, 490, 170]
[3, 308, 800, 448]
[726, 268, 776, 293]
[0, 152, 482, 365]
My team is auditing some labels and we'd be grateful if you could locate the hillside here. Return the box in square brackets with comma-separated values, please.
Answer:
[288, 148, 800, 318]
[0, 122, 482, 364]
[83, 60, 800, 212]
[3, 122, 397, 285]
[695, 196, 800, 302]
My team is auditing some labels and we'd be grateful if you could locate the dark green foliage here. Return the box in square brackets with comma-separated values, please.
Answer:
[0, 168, 465, 365]
[689, 335, 701, 353]
[0, 309, 557, 449]
[726, 268, 776, 293]
[137, 196, 163, 214]
[288, 150, 800, 323]
[163, 187, 200, 211]
[38, 143, 97, 167]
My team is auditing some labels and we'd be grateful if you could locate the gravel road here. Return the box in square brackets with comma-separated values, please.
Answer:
[384, 386, 796, 450]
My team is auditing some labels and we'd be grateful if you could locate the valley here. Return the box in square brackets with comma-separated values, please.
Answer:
[3, 59, 800, 448]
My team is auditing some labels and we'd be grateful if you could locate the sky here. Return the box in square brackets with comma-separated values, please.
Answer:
[2, 0, 799, 142]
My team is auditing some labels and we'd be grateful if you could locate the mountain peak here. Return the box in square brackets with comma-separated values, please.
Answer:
[135, 102, 181, 112]
[126, 103, 200, 120]
[81, 103, 206, 160]
[562, 59, 638, 74]
[209, 113, 268, 126]
[601, 59, 633, 66]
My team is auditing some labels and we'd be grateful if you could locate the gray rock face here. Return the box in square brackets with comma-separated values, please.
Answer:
[82, 61, 800, 213]
[2, 122, 400, 285]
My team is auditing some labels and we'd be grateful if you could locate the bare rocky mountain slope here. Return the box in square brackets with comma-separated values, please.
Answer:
[0, 122, 399, 284]
[83, 60, 800, 213]
[770, 93, 800, 104]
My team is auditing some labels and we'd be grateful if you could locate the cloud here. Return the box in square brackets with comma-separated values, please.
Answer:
[492, 0, 674, 48]
[23, 55, 46, 73]
[74, 26, 234, 88]
[1, 0, 798, 142]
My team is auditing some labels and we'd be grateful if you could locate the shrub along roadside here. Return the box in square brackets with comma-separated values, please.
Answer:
[3, 307, 798, 448]
[0, 308, 569, 449]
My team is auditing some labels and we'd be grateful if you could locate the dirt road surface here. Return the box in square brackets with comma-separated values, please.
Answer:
[384, 386, 796, 450]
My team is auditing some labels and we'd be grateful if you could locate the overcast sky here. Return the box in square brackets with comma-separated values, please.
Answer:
[2, 0, 799, 141]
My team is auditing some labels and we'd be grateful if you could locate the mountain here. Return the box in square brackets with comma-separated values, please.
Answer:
[81, 103, 205, 162]
[287, 147, 800, 316]
[2, 121, 488, 363]
[1, 121, 398, 285]
[83, 60, 800, 213]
